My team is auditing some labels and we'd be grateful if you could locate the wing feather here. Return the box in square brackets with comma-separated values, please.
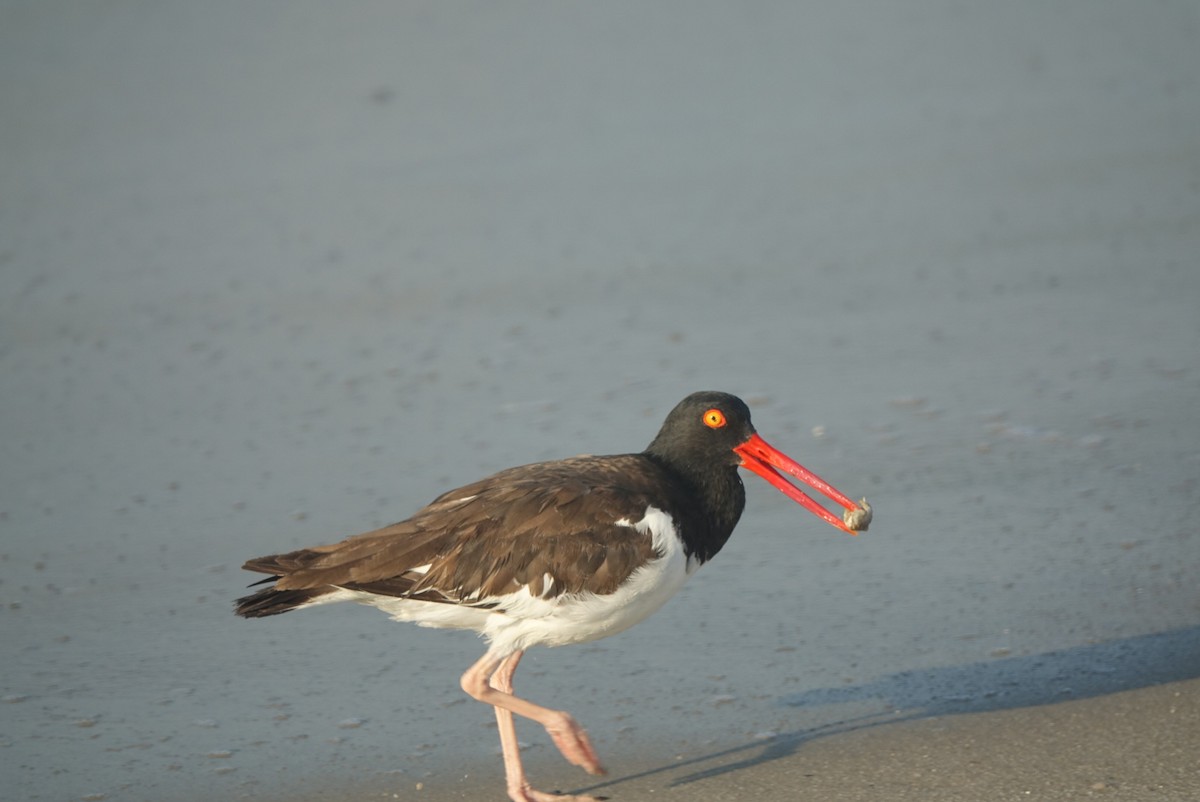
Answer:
[240, 455, 673, 606]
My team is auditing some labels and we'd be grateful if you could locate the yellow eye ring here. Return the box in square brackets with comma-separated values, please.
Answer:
[703, 408, 727, 429]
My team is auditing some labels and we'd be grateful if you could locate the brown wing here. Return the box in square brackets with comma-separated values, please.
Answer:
[240, 454, 672, 606]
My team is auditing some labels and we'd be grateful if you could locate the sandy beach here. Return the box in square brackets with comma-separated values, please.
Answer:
[288, 676, 1200, 802]
[2, 2, 1198, 801]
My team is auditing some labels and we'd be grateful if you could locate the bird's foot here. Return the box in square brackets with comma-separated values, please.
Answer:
[544, 711, 606, 776]
[508, 786, 606, 802]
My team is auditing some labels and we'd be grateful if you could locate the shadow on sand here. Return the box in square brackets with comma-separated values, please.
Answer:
[573, 625, 1200, 795]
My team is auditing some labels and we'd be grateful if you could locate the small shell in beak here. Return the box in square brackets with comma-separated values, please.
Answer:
[843, 498, 873, 532]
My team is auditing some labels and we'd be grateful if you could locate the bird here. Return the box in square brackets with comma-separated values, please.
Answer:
[235, 391, 867, 802]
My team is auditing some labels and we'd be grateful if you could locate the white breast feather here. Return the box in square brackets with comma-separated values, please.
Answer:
[483, 505, 693, 654]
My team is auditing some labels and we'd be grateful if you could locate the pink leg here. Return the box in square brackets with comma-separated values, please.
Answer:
[490, 653, 536, 801]
[463, 649, 605, 802]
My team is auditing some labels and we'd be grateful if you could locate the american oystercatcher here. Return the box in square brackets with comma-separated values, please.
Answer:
[236, 391, 868, 801]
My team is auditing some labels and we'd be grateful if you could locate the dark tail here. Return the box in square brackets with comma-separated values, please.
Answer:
[235, 548, 335, 618]
[234, 582, 332, 618]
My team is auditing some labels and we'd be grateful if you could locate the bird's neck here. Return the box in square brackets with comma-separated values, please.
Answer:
[643, 451, 746, 565]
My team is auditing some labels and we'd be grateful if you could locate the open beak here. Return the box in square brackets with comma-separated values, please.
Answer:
[733, 432, 861, 535]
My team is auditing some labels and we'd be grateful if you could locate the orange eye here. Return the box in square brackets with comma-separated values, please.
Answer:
[703, 408, 727, 429]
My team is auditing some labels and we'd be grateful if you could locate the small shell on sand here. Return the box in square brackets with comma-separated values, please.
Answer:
[843, 498, 872, 532]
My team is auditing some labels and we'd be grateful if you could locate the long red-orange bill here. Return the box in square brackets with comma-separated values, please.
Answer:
[733, 432, 860, 535]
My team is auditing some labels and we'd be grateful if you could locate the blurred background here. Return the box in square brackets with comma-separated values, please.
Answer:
[2, 2, 1197, 800]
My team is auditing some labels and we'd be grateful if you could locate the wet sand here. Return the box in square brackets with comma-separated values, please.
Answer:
[2, 3, 1198, 802]
[313, 676, 1199, 802]
[591, 677, 1200, 802]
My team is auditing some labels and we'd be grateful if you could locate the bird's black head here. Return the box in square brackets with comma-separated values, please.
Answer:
[645, 391, 756, 469]
[647, 390, 863, 536]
